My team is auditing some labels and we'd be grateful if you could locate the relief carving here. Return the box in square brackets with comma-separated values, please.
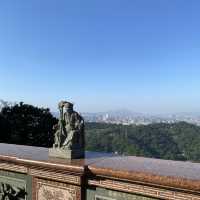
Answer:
[35, 179, 80, 200]
[0, 183, 26, 200]
[41, 187, 65, 200]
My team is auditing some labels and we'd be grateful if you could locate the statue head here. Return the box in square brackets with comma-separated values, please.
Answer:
[58, 101, 73, 109]
[63, 101, 74, 113]
[58, 101, 65, 109]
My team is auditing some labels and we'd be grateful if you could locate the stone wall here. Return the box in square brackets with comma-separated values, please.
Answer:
[87, 187, 156, 200]
[0, 143, 200, 200]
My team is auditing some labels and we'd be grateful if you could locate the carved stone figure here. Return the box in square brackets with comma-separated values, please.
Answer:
[0, 183, 26, 200]
[49, 101, 85, 159]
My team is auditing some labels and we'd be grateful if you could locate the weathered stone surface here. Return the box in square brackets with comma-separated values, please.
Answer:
[87, 187, 156, 200]
[34, 178, 81, 200]
[0, 174, 26, 200]
[49, 148, 85, 159]
[0, 144, 200, 199]
[50, 101, 85, 159]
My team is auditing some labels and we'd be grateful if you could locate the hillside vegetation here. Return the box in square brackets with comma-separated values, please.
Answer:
[85, 122, 200, 161]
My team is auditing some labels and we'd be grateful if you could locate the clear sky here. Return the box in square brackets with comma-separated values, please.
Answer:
[0, 0, 200, 113]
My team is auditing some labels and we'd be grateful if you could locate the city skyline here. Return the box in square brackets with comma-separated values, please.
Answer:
[1, 1, 200, 113]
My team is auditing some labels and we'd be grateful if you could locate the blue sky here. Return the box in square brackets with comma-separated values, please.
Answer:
[0, 0, 200, 113]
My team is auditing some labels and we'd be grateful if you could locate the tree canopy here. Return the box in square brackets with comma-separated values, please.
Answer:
[85, 122, 200, 161]
[0, 102, 57, 147]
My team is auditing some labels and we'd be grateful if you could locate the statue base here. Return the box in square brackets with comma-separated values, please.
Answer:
[49, 148, 85, 159]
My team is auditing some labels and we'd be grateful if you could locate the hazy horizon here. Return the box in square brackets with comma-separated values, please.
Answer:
[2, 99, 200, 116]
[1, 1, 200, 114]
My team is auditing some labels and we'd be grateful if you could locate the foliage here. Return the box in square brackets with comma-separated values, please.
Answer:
[85, 122, 200, 161]
[0, 102, 57, 147]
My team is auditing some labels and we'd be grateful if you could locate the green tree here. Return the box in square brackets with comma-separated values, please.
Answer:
[0, 102, 58, 147]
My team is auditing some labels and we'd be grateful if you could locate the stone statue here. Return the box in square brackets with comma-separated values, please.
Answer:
[49, 101, 85, 159]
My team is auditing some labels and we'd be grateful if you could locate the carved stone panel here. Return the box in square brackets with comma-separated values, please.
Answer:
[95, 195, 116, 200]
[33, 178, 81, 200]
[0, 175, 26, 200]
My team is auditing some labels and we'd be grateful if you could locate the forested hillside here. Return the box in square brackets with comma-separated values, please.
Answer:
[85, 122, 200, 161]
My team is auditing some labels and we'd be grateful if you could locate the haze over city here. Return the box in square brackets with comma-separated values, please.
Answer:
[1, 1, 200, 114]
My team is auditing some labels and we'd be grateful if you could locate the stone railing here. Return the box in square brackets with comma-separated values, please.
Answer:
[0, 143, 199, 200]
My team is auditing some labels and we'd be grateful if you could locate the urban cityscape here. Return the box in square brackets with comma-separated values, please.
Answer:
[82, 110, 200, 126]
